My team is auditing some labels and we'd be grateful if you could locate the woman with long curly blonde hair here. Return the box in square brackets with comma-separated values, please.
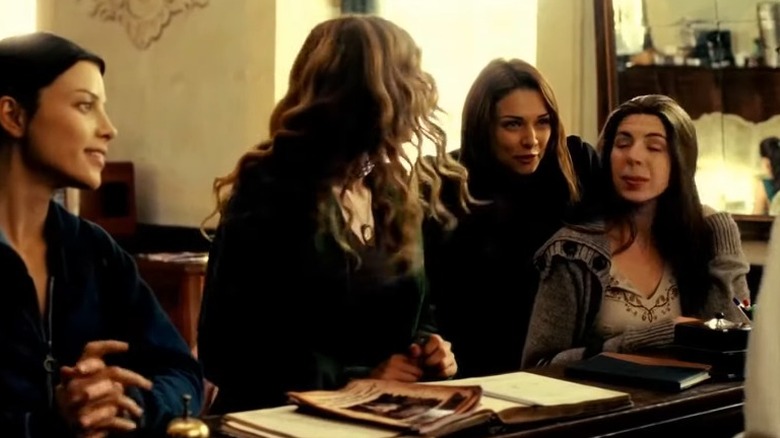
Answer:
[198, 15, 470, 413]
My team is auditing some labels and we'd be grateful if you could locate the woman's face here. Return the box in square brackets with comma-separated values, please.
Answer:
[18, 61, 116, 190]
[610, 114, 671, 205]
[492, 88, 552, 175]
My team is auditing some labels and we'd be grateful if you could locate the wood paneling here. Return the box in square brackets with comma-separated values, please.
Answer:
[136, 255, 207, 349]
[618, 66, 780, 123]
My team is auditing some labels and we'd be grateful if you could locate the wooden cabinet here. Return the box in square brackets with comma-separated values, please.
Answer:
[721, 69, 780, 124]
[79, 162, 137, 238]
[135, 254, 207, 349]
[618, 66, 780, 123]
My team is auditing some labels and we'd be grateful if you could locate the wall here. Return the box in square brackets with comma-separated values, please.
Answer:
[275, 0, 339, 101]
[377, 0, 599, 171]
[37, 0, 334, 227]
[537, 0, 599, 145]
[379, 0, 539, 157]
[0, 1, 36, 39]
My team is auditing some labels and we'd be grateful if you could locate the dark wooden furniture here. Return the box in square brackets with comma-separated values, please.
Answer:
[135, 254, 207, 349]
[79, 161, 137, 239]
[204, 366, 744, 437]
[593, 0, 780, 127]
[617, 66, 780, 123]
[594, 0, 617, 132]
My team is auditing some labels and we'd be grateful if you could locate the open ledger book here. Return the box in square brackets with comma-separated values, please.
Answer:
[221, 372, 633, 437]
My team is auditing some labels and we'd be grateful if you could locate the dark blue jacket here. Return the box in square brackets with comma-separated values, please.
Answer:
[0, 201, 203, 437]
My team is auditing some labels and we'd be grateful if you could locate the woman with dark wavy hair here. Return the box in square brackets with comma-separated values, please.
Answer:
[423, 59, 601, 378]
[197, 15, 470, 413]
[522, 95, 751, 368]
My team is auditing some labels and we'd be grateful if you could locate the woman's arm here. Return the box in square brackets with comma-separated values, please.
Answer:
[94, 227, 204, 435]
[702, 212, 751, 322]
[522, 260, 589, 368]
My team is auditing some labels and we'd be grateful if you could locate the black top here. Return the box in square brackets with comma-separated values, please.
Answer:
[198, 157, 434, 414]
[423, 135, 602, 377]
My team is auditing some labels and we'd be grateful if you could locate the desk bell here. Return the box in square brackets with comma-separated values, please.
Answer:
[166, 394, 210, 438]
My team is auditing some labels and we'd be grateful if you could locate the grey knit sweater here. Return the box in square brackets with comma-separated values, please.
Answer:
[521, 212, 751, 368]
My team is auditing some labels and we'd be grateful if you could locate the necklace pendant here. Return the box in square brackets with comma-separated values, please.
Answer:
[360, 224, 374, 243]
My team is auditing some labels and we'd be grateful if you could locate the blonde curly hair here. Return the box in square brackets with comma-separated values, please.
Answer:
[205, 15, 471, 271]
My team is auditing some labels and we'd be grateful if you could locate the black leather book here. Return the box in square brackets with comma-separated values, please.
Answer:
[565, 353, 712, 392]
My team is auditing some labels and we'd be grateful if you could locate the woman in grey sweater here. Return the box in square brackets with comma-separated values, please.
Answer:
[521, 95, 751, 368]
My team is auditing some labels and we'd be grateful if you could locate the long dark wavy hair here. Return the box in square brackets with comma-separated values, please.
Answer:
[597, 94, 712, 313]
[204, 15, 470, 271]
[460, 58, 580, 202]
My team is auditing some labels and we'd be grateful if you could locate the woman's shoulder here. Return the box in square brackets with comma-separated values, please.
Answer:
[48, 201, 130, 269]
[702, 209, 743, 254]
[565, 135, 600, 173]
[702, 208, 739, 233]
[537, 222, 610, 256]
[235, 156, 278, 194]
[563, 135, 603, 217]
[225, 157, 284, 218]
[533, 222, 611, 276]
[565, 135, 598, 157]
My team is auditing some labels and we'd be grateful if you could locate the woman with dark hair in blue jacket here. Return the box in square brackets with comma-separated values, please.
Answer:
[0, 32, 202, 437]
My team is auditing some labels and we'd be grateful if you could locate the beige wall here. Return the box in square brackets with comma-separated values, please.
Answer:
[536, 0, 599, 146]
[275, 0, 339, 101]
[38, 0, 334, 227]
[379, 0, 539, 157]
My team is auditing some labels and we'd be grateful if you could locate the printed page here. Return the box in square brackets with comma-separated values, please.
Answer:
[287, 379, 482, 430]
[225, 405, 401, 438]
[442, 372, 629, 406]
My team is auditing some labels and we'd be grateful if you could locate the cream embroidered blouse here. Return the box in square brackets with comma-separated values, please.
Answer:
[595, 265, 682, 338]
